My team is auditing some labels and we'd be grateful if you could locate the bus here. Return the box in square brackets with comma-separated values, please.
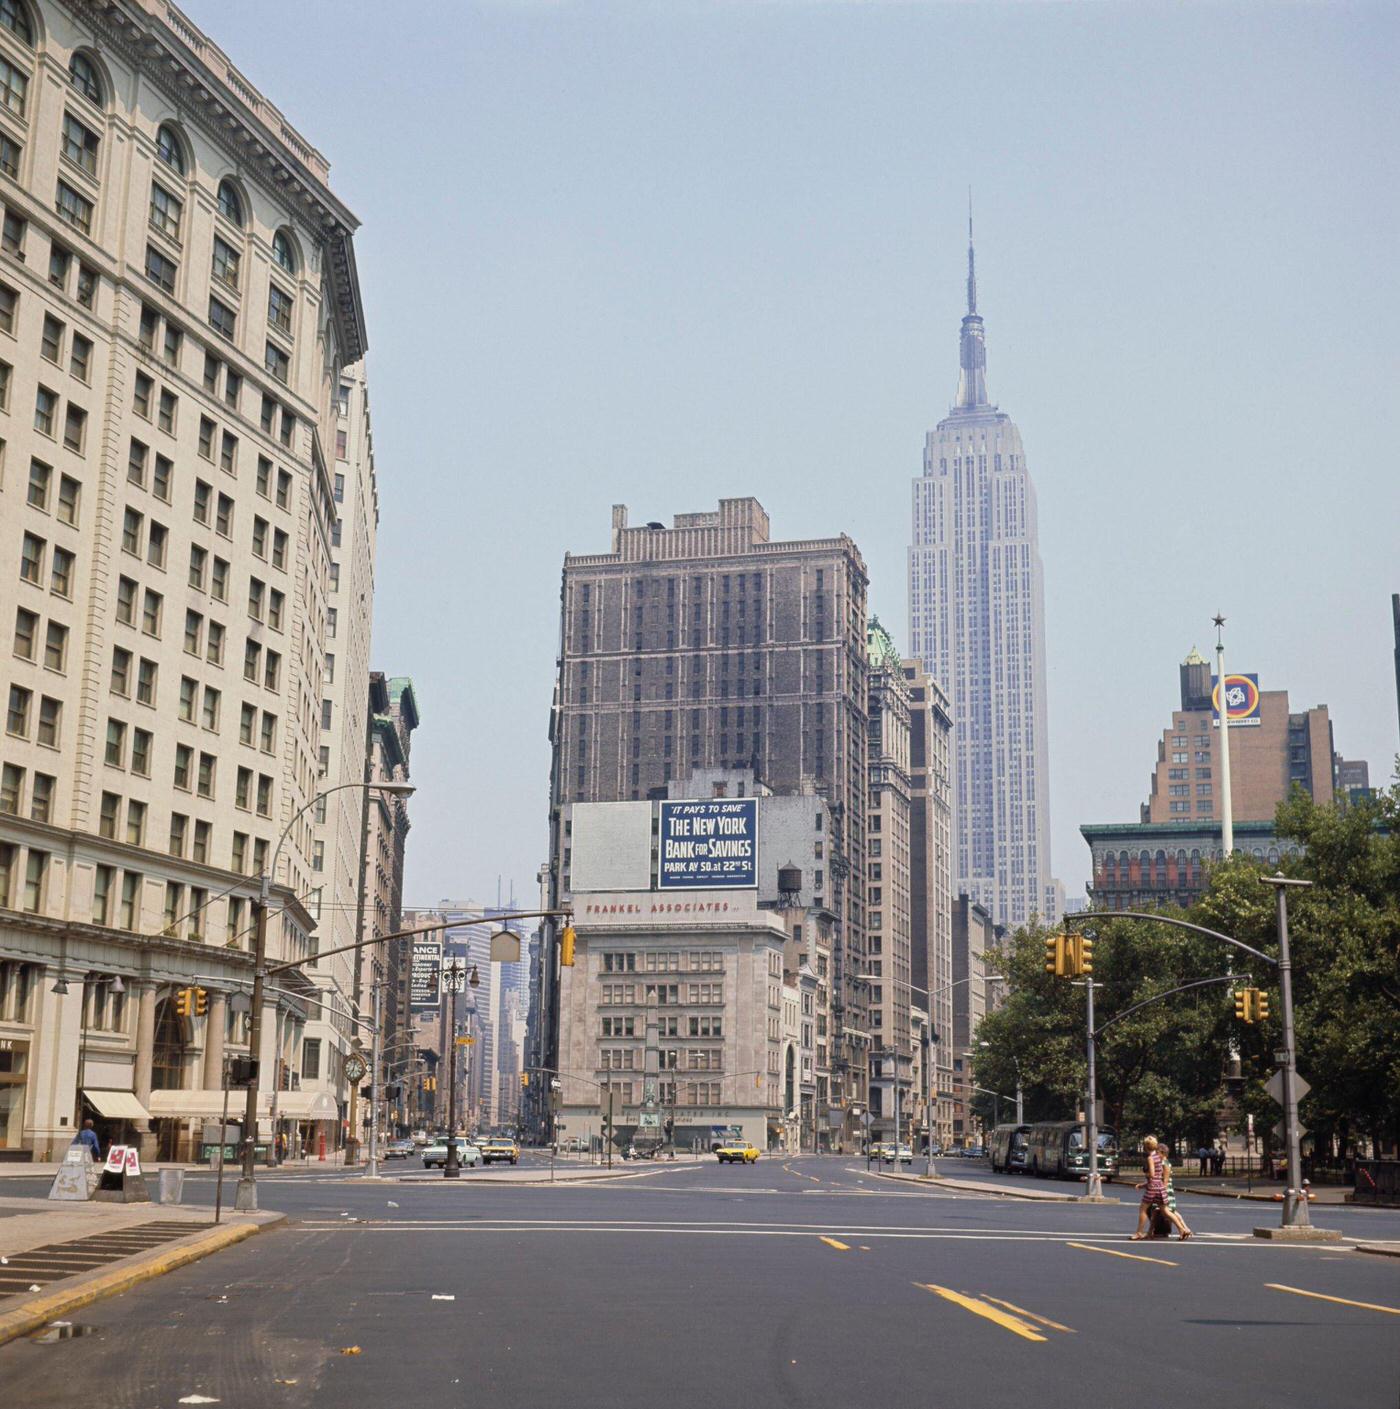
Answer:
[1025, 1121, 1119, 1181]
[987, 1123, 1033, 1174]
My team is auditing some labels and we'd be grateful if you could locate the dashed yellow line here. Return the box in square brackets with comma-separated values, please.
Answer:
[1267, 1284, 1400, 1317]
[819, 1236, 850, 1251]
[981, 1295, 1076, 1333]
[916, 1283, 1046, 1342]
[1068, 1241, 1177, 1267]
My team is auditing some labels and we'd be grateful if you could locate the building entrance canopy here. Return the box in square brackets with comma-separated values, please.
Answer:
[83, 1090, 151, 1121]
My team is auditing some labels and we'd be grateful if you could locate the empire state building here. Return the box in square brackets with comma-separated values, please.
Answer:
[908, 225, 1061, 929]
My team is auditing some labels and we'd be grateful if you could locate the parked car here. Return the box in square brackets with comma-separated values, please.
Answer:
[421, 1139, 481, 1170]
[481, 1138, 520, 1165]
[384, 1138, 416, 1160]
[715, 1140, 760, 1165]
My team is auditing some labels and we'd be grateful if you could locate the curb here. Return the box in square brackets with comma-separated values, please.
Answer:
[0, 1215, 283, 1349]
[872, 1171, 1105, 1202]
[390, 1164, 685, 1185]
[1176, 1184, 1348, 1206]
[1353, 1243, 1400, 1259]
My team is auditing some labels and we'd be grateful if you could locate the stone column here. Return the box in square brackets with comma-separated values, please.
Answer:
[202, 991, 227, 1090]
[133, 982, 158, 1159]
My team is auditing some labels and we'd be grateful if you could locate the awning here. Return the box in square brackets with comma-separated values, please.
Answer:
[83, 1089, 150, 1121]
[147, 1089, 339, 1121]
[269, 1092, 338, 1121]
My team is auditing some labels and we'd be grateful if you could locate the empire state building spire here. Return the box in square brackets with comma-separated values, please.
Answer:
[953, 201, 990, 410]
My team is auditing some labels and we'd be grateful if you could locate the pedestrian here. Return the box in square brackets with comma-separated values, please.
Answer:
[1134, 1135, 1192, 1241]
[1158, 1146, 1192, 1239]
[74, 1118, 101, 1163]
[1197, 1143, 1210, 1177]
[1213, 1137, 1226, 1177]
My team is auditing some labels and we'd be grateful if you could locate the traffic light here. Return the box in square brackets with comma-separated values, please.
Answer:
[194, 987, 209, 1017]
[1044, 934, 1065, 977]
[560, 924, 576, 968]
[520, 1072, 530, 1089]
[1077, 936, 1094, 976]
[1234, 988, 1254, 1023]
[175, 987, 192, 1018]
[1253, 990, 1270, 1022]
[228, 1055, 257, 1087]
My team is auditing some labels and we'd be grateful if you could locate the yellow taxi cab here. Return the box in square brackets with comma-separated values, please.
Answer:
[715, 1140, 761, 1165]
[481, 1137, 520, 1165]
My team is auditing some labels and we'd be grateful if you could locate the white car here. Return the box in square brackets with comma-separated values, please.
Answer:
[882, 1143, 914, 1164]
[421, 1139, 481, 1169]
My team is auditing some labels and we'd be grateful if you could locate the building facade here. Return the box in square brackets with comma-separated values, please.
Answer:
[542, 500, 871, 1146]
[909, 228, 1059, 931]
[950, 893, 997, 1148]
[903, 658, 954, 1148]
[0, 0, 366, 1158]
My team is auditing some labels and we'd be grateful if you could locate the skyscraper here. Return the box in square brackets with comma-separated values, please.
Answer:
[909, 223, 1060, 930]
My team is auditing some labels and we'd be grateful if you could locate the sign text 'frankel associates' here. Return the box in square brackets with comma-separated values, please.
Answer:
[657, 799, 759, 890]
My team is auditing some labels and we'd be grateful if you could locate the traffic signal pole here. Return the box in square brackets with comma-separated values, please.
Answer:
[234, 875, 270, 1212]
[1083, 977, 1103, 1201]
[1265, 875, 1312, 1230]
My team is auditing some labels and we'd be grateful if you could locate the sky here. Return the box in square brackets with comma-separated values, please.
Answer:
[187, 0, 1400, 912]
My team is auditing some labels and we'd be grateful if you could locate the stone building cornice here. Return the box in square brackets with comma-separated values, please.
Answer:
[65, 0, 367, 360]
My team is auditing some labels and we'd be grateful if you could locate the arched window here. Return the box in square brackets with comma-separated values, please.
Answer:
[272, 229, 297, 274]
[69, 52, 103, 104]
[151, 998, 189, 1092]
[156, 123, 186, 176]
[0, 0, 33, 46]
[217, 179, 244, 226]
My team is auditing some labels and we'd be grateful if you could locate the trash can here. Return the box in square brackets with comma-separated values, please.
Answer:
[158, 1168, 185, 1206]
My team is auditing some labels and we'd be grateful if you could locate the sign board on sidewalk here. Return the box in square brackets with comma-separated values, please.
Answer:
[93, 1143, 150, 1203]
[658, 799, 758, 890]
[47, 1145, 96, 1201]
[410, 938, 443, 1010]
[1265, 1070, 1310, 1106]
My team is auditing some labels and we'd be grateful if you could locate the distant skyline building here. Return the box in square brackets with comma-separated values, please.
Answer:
[909, 223, 1060, 931]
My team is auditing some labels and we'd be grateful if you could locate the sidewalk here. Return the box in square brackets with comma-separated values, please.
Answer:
[873, 1169, 1113, 1202]
[1174, 1176, 1353, 1205]
[0, 1154, 349, 1179]
[0, 1194, 282, 1348]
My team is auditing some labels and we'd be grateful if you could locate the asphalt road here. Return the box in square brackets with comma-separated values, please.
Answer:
[2, 1153, 1397, 1408]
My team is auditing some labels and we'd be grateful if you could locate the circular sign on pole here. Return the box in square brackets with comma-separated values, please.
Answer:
[345, 1055, 367, 1083]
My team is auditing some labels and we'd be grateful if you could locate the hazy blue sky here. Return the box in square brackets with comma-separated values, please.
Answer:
[187, 0, 1399, 911]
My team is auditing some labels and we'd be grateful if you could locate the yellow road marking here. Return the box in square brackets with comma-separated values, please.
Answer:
[916, 1283, 1046, 1342]
[1267, 1284, 1400, 1317]
[981, 1295, 1076, 1333]
[1068, 1241, 1177, 1266]
[820, 1236, 850, 1251]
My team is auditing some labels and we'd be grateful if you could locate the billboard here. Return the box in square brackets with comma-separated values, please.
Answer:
[658, 798, 758, 890]
[1211, 673, 1262, 728]
[409, 938, 443, 1010]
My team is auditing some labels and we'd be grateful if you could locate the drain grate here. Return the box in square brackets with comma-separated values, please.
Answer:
[0, 1221, 212, 1300]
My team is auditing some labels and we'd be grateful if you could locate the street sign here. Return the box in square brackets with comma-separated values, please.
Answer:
[456, 1036, 474, 1046]
[1265, 1070, 1310, 1106]
[1273, 1122, 1307, 1144]
[638, 1113, 661, 1128]
[344, 1055, 366, 1083]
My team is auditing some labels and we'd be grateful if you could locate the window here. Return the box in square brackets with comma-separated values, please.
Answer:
[156, 124, 185, 175]
[259, 711, 276, 752]
[55, 181, 93, 234]
[183, 609, 202, 655]
[36, 695, 60, 746]
[256, 774, 271, 817]
[192, 820, 210, 864]
[110, 646, 131, 695]
[335, 429, 347, 461]
[145, 521, 166, 566]
[69, 52, 103, 104]
[12, 607, 36, 660]
[247, 578, 265, 621]
[61, 113, 99, 176]
[130, 728, 151, 777]
[263, 650, 280, 692]
[144, 244, 177, 293]
[121, 506, 142, 554]
[99, 790, 119, 837]
[57, 475, 80, 525]
[216, 493, 233, 536]
[168, 813, 186, 857]
[28, 772, 51, 822]
[41, 314, 62, 363]
[127, 439, 148, 487]
[174, 743, 192, 789]
[193, 479, 211, 524]
[148, 182, 181, 239]
[20, 532, 44, 583]
[272, 229, 297, 273]
[153, 455, 172, 502]
[243, 640, 260, 682]
[188, 544, 207, 590]
[224, 369, 241, 409]
[139, 305, 157, 350]
[70, 333, 91, 382]
[208, 296, 236, 340]
[157, 388, 176, 434]
[140, 588, 161, 636]
[2, 207, 24, 258]
[136, 657, 156, 705]
[0, 131, 17, 178]
[276, 470, 292, 509]
[133, 372, 153, 419]
[205, 620, 223, 666]
[239, 702, 255, 745]
[235, 766, 251, 809]
[118, 872, 140, 929]
[259, 395, 275, 434]
[0, 279, 15, 332]
[268, 283, 293, 335]
[177, 675, 196, 722]
[271, 529, 287, 570]
[91, 865, 113, 924]
[34, 385, 57, 435]
[301, 1037, 321, 1080]
[264, 341, 289, 383]
[0, 357, 8, 408]
[48, 244, 73, 291]
[0, 56, 27, 120]
[43, 620, 67, 672]
[50, 547, 73, 597]
[210, 557, 228, 602]
[76, 263, 97, 308]
[201, 686, 219, 730]
[252, 517, 267, 558]
[6, 683, 30, 736]
[27, 458, 50, 508]
[63, 403, 86, 453]
[198, 416, 215, 460]
[23, 851, 46, 913]
[267, 589, 284, 631]
[216, 180, 244, 225]
[162, 323, 181, 367]
[125, 799, 145, 846]
[104, 717, 126, 766]
[219, 430, 237, 475]
[211, 236, 239, 291]
[196, 752, 214, 798]
[115, 579, 137, 628]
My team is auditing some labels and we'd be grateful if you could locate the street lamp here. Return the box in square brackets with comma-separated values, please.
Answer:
[235, 780, 415, 1213]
